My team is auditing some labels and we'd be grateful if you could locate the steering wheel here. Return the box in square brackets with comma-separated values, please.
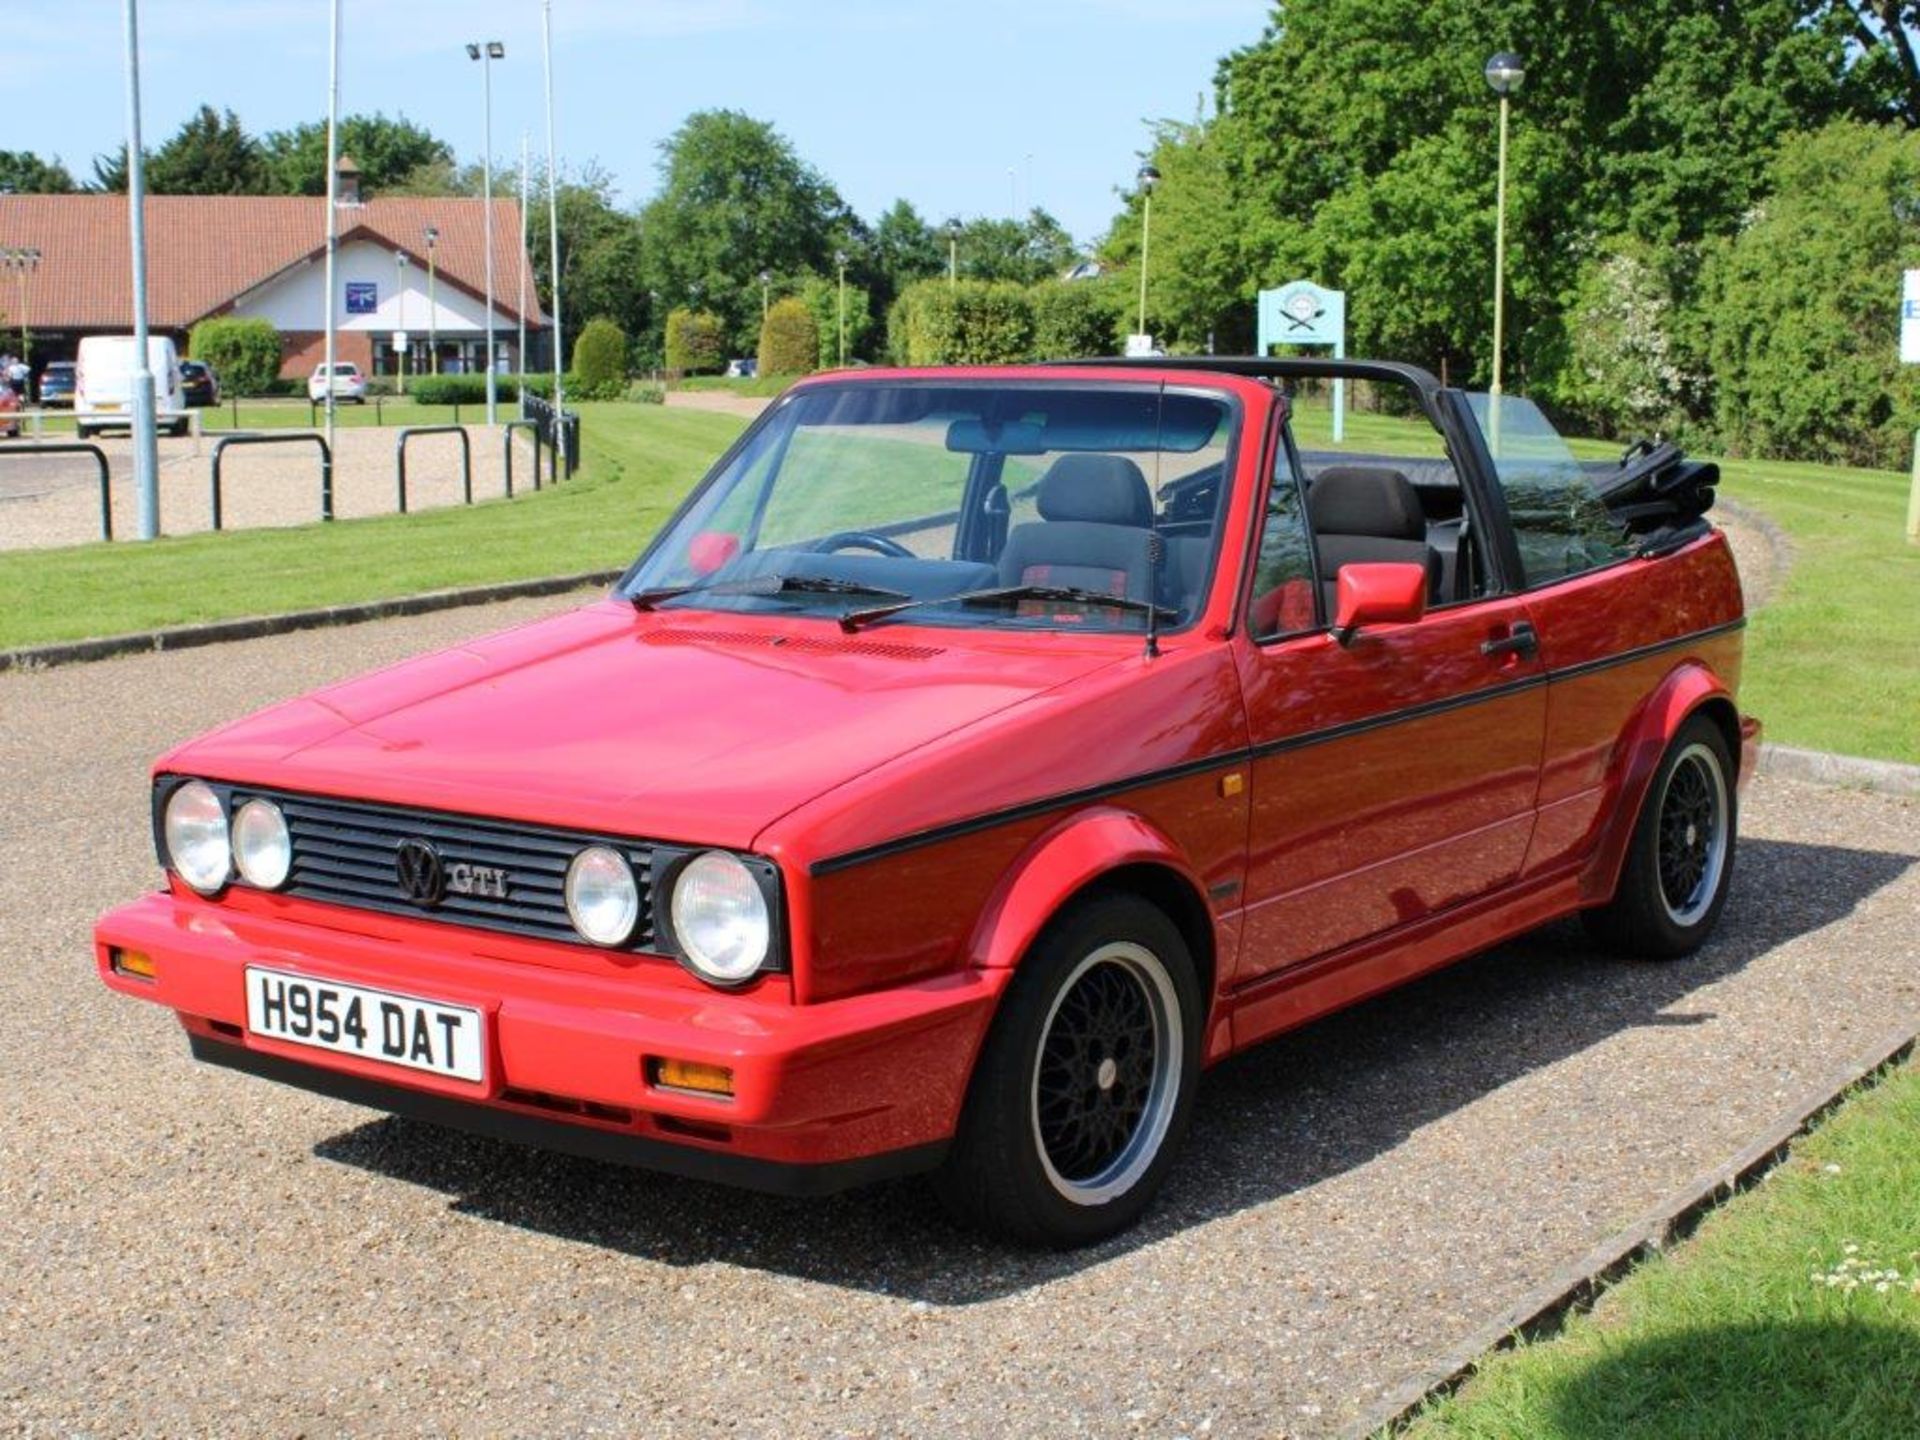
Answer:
[810, 530, 916, 559]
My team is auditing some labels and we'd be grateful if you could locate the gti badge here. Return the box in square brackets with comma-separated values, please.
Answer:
[446, 862, 510, 899]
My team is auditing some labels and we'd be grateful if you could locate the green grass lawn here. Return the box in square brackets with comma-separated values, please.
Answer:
[0, 403, 746, 648]
[1400, 1061, 1920, 1440]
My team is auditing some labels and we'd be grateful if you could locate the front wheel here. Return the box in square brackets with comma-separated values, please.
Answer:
[934, 893, 1201, 1247]
[1583, 715, 1737, 959]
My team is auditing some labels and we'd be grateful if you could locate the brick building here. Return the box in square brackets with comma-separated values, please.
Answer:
[0, 161, 544, 385]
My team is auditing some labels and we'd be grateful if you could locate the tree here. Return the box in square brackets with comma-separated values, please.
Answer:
[870, 199, 945, 315]
[758, 296, 818, 375]
[259, 113, 453, 196]
[521, 164, 648, 368]
[799, 275, 873, 367]
[0, 151, 76, 193]
[636, 110, 856, 352]
[1704, 119, 1920, 466]
[89, 146, 129, 193]
[951, 210, 1079, 285]
[146, 106, 266, 195]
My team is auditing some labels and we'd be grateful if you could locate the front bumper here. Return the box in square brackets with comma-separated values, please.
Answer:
[96, 892, 1008, 1192]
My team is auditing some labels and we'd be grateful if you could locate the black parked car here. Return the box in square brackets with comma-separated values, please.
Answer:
[37, 361, 76, 408]
[180, 360, 220, 407]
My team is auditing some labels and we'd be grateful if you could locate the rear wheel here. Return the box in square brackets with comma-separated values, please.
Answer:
[1583, 715, 1736, 958]
[934, 892, 1201, 1247]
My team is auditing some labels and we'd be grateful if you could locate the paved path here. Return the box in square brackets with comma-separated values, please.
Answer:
[1, 597, 1914, 1437]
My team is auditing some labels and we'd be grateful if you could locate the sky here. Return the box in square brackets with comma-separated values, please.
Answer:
[5, 0, 1269, 246]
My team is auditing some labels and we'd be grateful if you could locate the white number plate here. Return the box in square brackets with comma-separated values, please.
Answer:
[244, 966, 485, 1084]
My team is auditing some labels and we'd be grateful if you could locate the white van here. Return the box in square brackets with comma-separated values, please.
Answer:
[75, 336, 190, 438]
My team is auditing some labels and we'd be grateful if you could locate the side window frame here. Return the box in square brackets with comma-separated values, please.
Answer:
[1242, 402, 1326, 645]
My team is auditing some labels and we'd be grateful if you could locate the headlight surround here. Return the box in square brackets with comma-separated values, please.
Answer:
[231, 797, 292, 890]
[164, 780, 231, 894]
[670, 850, 770, 985]
[565, 845, 640, 947]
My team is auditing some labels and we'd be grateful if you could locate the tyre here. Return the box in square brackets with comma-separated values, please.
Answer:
[1583, 715, 1737, 959]
[934, 892, 1202, 1247]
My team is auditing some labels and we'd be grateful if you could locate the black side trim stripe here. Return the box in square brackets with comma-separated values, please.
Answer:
[807, 618, 1746, 876]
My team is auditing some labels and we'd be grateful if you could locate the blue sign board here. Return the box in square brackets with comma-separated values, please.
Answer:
[1256, 280, 1348, 440]
[345, 282, 377, 316]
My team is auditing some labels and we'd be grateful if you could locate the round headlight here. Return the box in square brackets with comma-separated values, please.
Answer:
[565, 845, 640, 947]
[164, 780, 231, 894]
[670, 851, 770, 985]
[232, 798, 292, 889]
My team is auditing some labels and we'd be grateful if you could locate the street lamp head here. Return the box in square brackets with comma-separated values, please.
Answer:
[1137, 163, 1161, 193]
[834, 249, 847, 269]
[465, 42, 481, 60]
[759, 269, 771, 285]
[486, 40, 505, 59]
[424, 225, 438, 248]
[396, 250, 409, 267]
[1484, 52, 1525, 97]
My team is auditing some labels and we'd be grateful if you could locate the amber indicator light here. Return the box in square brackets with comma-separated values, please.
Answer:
[111, 949, 158, 980]
[650, 1057, 735, 1098]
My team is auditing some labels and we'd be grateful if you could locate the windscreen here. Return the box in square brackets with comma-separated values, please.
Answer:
[624, 382, 1236, 633]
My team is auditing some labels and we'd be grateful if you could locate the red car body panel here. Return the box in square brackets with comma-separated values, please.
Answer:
[95, 361, 1754, 1192]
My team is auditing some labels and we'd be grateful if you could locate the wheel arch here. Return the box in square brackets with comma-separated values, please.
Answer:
[1580, 661, 1740, 906]
[965, 808, 1221, 1033]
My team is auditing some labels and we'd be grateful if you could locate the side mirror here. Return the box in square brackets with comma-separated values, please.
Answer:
[1331, 562, 1427, 646]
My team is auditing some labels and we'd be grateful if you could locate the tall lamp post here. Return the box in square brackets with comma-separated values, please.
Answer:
[394, 249, 409, 394]
[946, 219, 961, 287]
[122, 0, 159, 540]
[759, 269, 772, 323]
[1135, 163, 1160, 341]
[466, 39, 505, 424]
[1485, 51, 1524, 404]
[834, 249, 848, 367]
[2, 248, 42, 366]
[423, 226, 439, 373]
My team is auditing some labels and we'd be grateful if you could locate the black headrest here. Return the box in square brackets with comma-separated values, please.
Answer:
[1036, 454, 1153, 527]
[1309, 466, 1425, 541]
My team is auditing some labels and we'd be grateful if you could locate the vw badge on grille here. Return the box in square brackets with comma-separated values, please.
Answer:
[394, 838, 446, 906]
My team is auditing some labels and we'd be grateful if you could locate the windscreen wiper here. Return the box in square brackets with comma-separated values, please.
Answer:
[629, 574, 910, 611]
[839, 583, 1177, 633]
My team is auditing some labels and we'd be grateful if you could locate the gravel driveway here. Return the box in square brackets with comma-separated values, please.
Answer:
[2, 596, 1914, 1438]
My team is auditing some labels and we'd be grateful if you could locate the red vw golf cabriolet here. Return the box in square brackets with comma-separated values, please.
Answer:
[96, 358, 1756, 1245]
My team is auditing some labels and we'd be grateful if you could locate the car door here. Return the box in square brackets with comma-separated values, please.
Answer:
[1228, 413, 1546, 987]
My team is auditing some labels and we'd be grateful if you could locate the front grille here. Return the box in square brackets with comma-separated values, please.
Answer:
[233, 787, 657, 950]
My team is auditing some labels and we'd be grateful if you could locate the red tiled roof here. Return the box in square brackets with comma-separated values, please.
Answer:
[0, 194, 544, 331]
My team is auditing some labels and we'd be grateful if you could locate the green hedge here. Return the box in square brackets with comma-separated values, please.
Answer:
[665, 309, 726, 375]
[188, 317, 282, 396]
[572, 318, 629, 400]
[758, 296, 818, 376]
[407, 373, 571, 406]
[892, 279, 1035, 365]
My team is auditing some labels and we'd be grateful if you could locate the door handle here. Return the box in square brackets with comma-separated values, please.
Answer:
[1481, 620, 1538, 660]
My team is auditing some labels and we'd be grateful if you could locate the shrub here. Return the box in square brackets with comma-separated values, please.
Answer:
[664, 309, 726, 375]
[408, 373, 576, 406]
[799, 276, 873, 368]
[625, 381, 666, 404]
[571, 317, 629, 399]
[758, 296, 818, 376]
[1030, 280, 1122, 360]
[188, 317, 281, 395]
[895, 279, 1034, 365]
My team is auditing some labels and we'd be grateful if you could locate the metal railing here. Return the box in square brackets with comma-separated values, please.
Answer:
[521, 394, 580, 478]
[502, 419, 545, 496]
[209, 432, 334, 531]
[394, 426, 473, 514]
[1, 441, 114, 541]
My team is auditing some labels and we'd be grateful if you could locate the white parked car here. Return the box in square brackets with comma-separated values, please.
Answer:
[308, 362, 368, 404]
[75, 335, 191, 438]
